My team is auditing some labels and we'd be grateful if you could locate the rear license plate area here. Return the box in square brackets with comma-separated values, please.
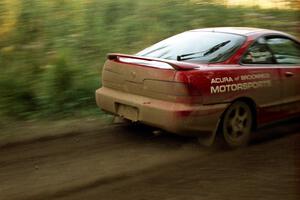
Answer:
[116, 103, 139, 121]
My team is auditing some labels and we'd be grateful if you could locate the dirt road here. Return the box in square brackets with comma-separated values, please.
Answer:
[0, 119, 299, 200]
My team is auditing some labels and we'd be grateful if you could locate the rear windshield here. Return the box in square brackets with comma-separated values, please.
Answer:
[136, 31, 246, 63]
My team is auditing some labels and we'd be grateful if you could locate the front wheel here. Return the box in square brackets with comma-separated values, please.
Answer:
[219, 101, 253, 148]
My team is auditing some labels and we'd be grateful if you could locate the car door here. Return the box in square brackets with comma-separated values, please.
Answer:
[240, 37, 283, 124]
[266, 36, 300, 117]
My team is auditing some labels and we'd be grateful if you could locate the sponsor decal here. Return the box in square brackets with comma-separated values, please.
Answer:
[210, 73, 272, 94]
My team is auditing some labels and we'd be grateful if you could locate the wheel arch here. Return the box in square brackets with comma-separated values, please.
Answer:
[212, 97, 258, 148]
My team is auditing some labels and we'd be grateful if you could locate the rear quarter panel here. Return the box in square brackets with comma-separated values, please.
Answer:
[176, 65, 282, 124]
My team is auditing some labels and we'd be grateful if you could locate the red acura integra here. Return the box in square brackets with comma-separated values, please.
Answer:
[96, 27, 300, 148]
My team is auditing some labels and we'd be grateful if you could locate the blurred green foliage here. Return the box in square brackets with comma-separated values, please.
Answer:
[0, 0, 299, 119]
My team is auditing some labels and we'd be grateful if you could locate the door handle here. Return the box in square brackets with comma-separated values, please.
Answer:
[285, 71, 294, 77]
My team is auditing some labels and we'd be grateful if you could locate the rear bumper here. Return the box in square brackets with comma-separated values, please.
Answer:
[96, 87, 229, 135]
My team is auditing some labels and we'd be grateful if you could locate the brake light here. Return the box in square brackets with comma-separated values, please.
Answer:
[118, 57, 174, 69]
[143, 80, 202, 104]
[107, 53, 200, 70]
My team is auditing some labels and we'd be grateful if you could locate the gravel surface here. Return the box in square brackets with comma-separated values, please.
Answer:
[0, 119, 299, 200]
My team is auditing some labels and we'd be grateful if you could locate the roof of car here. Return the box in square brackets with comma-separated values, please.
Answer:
[190, 27, 284, 36]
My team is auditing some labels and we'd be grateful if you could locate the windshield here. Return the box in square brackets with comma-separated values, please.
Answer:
[136, 31, 246, 63]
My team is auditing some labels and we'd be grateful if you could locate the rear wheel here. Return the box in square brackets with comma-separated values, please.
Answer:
[220, 101, 253, 148]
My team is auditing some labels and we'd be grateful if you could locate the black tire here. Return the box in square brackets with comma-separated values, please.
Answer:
[219, 101, 253, 148]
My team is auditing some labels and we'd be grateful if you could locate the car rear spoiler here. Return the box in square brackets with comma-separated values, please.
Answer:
[107, 53, 199, 70]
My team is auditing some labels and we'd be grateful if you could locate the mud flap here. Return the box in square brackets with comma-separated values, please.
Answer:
[198, 119, 220, 147]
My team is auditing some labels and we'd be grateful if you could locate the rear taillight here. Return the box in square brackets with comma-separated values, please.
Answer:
[143, 80, 202, 104]
[173, 71, 202, 103]
[143, 80, 188, 95]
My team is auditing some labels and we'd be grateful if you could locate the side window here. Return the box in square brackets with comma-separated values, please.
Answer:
[266, 37, 300, 65]
[241, 38, 274, 64]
